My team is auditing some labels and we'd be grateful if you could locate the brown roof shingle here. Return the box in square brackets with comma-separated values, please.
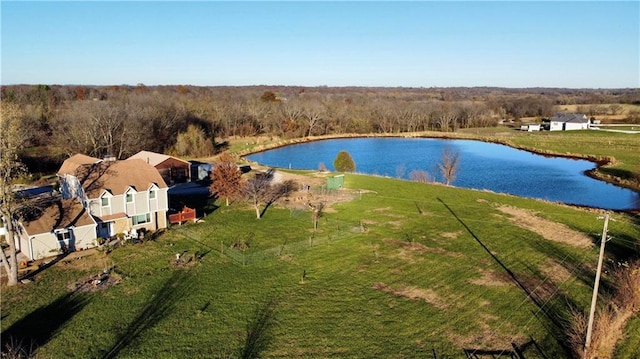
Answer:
[58, 156, 168, 198]
[21, 199, 95, 236]
[57, 154, 101, 176]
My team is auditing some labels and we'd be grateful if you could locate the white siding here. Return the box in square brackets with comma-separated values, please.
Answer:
[26, 224, 97, 261]
[564, 122, 589, 130]
[29, 233, 59, 260]
[133, 192, 149, 214]
[111, 194, 125, 214]
[549, 121, 563, 131]
[72, 224, 98, 250]
[157, 188, 169, 211]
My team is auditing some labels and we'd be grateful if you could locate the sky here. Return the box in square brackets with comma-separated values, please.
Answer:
[1, 1, 638, 88]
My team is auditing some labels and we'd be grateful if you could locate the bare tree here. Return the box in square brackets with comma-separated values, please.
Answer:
[244, 169, 296, 219]
[438, 148, 460, 185]
[309, 202, 325, 231]
[0, 103, 28, 286]
[55, 100, 142, 158]
[210, 153, 244, 206]
[301, 99, 325, 137]
[409, 170, 431, 183]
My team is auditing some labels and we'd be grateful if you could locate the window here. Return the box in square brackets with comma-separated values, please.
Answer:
[149, 190, 156, 199]
[101, 197, 109, 207]
[56, 230, 71, 242]
[132, 213, 151, 225]
[126, 193, 133, 203]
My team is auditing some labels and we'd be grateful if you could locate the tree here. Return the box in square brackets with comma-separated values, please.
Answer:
[309, 202, 325, 231]
[244, 169, 296, 219]
[409, 170, 431, 183]
[245, 170, 271, 219]
[260, 91, 277, 102]
[0, 103, 28, 286]
[438, 148, 460, 185]
[333, 151, 356, 173]
[172, 124, 214, 157]
[210, 153, 243, 206]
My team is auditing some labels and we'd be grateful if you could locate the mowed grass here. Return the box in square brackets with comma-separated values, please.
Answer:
[457, 128, 640, 181]
[2, 175, 640, 358]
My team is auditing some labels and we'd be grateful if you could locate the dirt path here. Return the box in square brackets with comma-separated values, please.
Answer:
[496, 205, 594, 248]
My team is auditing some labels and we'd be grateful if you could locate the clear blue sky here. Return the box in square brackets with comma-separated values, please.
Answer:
[1, 1, 638, 88]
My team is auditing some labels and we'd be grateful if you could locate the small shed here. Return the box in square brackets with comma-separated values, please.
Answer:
[189, 161, 213, 181]
[520, 124, 540, 132]
[326, 174, 344, 190]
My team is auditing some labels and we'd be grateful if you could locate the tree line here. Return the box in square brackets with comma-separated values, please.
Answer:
[2, 84, 639, 165]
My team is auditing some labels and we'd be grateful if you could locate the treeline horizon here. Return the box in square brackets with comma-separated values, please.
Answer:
[3, 84, 639, 175]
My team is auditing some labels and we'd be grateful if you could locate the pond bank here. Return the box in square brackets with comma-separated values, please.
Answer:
[236, 131, 640, 199]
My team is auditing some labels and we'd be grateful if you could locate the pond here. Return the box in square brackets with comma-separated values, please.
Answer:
[246, 138, 640, 211]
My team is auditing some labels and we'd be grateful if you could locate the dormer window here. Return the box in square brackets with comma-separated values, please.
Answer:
[101, 197, 109, 207]
[126, 193, 133, 203]
[149, 190, 156, 199]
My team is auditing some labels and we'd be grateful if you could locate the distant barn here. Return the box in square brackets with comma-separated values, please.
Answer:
[547, 113, 590, 131]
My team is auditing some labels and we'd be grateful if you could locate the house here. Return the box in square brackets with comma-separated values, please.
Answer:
[58, 154, 169, 239]
[16, 199, 97, 260]
[548, 113, 590, 131]
[8, 153, 170, 261]
[128, 150, 191, 185]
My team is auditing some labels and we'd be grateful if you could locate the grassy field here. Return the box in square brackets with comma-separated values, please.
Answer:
[455, 128, 640, 185]
[2, 173, 640, 358]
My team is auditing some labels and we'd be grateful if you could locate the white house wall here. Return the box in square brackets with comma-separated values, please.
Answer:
[26, 224, 97, 261]
[72, 224, 98, 251]
[28, 232, 59, 260]
[564, 123, 589, 130]
[132, 192, 150, 215]
[549, 121, 563, 131]
[157, 188, 169, 211]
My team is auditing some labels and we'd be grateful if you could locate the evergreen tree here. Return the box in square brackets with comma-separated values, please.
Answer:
[333, 151, 356, 172]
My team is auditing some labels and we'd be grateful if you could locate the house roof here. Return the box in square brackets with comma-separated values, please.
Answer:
[21, 199, 95, 236]
[57, 154, 101, 176]
[58, 155, 168, 198]
[128, 151, 189, 167]
[550, 113, 589, 124]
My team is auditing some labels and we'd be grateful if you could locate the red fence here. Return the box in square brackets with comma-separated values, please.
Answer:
[169, 206, 196, 225]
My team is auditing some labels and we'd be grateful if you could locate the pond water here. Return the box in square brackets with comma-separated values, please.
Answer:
[246, 138, 640, 211]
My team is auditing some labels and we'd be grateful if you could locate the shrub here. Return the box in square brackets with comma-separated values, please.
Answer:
[333, 151, 356, 172]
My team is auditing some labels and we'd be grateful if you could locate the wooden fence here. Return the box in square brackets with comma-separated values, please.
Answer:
[169, 206, 196, 225]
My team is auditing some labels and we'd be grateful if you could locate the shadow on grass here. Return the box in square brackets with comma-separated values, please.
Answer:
[437, 198, 574, 356]
[20, 252, 71, 281]
[238, 299, 277, 359]
[463, 337, 550, 359]
[1, 291, 91, 355]
[98, 270, 194, 359]
[530, 239, 606, 292]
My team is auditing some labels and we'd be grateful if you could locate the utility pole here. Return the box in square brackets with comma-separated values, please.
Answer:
[584, 212, 610, 358]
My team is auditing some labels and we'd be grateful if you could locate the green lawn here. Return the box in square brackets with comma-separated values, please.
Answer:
[457, 128, 640, 182]
[3, 174, 639, 358]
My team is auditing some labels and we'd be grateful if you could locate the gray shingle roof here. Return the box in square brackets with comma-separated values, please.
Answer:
[550, 113, 589, 123]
